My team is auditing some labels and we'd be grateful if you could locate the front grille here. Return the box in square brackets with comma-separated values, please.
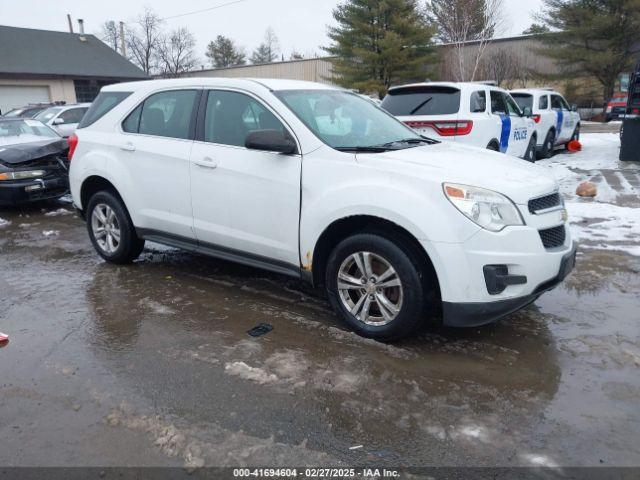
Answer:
[539, 225, 566, 249]
[529, 192, 561, 214]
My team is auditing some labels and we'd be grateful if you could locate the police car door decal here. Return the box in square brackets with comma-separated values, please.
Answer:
[499, 114, 511, 153]
[556, 109, 563, 138]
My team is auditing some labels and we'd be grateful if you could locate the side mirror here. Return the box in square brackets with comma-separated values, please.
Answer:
[523, 106, 532, 117]
[571, 104, 578, 112]
[53, 117, 65, 125]
[245, 129, 297, 154]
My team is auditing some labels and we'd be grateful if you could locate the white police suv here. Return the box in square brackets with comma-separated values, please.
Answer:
[510, 89, 581, 159]
[381, 82, 537, 161]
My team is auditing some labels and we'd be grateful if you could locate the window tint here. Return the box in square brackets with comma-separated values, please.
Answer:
[551, 95, 564, 110]
[490, 91, 507, 114]
[470, 91, 486, 112]
[203, 90, 286, 147]
[504, 94, 522, 116]
[78, 91, 131, 128]
[511, 93, 533, 111]
[59, 108, 87, 124]
[122, 104, 142, 133]
[539, 95, 549, 110]
[381, 87, 461, 115]
[138, 90, 198, 139]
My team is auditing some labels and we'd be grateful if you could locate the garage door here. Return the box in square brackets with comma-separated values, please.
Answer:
[0, 85, 51, 115]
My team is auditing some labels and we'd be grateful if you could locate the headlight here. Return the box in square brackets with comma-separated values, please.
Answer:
[0, 170, 46, 181]
[443, 183, 524, 232]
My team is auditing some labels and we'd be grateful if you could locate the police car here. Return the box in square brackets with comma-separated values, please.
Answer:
[381, 82, 537, 161]
[510, 89, 581, 159]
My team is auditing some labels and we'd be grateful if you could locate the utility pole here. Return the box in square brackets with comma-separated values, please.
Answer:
[67, 14, 74, 33]
[119, 21, 127, 57]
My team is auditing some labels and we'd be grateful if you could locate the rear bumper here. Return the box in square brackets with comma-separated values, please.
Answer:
[0, 176, 69, 206]
[442, 242, 577, 327]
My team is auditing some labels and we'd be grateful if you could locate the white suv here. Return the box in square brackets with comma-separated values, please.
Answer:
[69, 78, 576, 341]
[510, 89, 581, 159]
[381, 82, 537, 161]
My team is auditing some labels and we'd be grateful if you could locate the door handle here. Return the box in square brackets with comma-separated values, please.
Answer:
[120, 142, 136, 152]
[195, 156, 218, 169]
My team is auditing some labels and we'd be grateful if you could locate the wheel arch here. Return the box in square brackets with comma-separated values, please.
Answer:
[80, 176, 124, 214]
[487, 138, 500, 150]
[310, 214, 441, 301]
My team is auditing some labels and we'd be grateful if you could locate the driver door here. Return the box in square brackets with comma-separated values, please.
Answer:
[189, 89, 302, 269]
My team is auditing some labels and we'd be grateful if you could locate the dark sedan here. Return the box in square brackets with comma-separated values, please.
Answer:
[0, 118, 70, 205]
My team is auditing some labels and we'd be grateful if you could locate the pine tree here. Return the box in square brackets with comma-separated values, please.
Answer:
[205, 35, 246, 68]
[324, 0, 436, 97]
[538, 0, 640, 102]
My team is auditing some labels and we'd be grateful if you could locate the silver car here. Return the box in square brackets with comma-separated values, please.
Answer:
[35, 103, 91, 138]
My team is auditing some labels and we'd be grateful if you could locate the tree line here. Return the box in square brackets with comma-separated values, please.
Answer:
[101, 0, 640, 102]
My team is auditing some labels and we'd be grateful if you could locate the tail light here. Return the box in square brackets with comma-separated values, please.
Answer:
[532, 114, 541, 123]
[67, 133, 78, 160]
[404, 120, 473, 136]
[606, 106, 613, 113]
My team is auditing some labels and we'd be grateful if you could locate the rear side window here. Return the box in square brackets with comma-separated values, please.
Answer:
[539, 95, 549, 110]
[78, 92, 131, 128]
[381, 87, 461, 116]
[123, 90, 199, 140]
[511, 93, 533, 111]
[470, 91, 486, 112]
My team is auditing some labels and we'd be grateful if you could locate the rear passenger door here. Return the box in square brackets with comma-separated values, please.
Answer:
[119, 89, 200, 239]
[189, 89, 302, 270]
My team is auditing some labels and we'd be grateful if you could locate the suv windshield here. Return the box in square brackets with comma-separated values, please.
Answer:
[381, 86, 461, 116]
[0, 119, 60, 146]
[275, 90, 424, 151]
[511, 93, 533, 111]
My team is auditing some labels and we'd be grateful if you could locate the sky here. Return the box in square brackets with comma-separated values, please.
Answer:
[0, 0, 545, 65]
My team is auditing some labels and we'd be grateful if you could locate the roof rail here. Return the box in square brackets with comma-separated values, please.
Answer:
[473, 80, 498, 86]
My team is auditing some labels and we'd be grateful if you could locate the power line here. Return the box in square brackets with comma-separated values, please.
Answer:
[161, 0, 249, 21]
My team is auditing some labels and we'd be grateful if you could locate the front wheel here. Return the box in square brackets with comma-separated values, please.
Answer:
[539, 130, 555, 159]
[325, 234, 429, 341]
[86, 191, 145, 264]
[523, 135, 537, 162]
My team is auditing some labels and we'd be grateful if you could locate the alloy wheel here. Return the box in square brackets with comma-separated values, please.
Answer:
[91, 203, 121, 254]
[337, 251, 404, 326]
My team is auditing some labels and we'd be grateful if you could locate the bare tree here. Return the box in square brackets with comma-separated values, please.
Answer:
[428, 0, 506, 81]
[250, 27, 280, 64]
[100, 20, 119, 51]
[158, 27, 198, 77]
[126, 8, 164, 75]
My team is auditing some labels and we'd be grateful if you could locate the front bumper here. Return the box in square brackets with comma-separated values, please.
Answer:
[441, 242, 577, 327]
[0, 176, 69, 206]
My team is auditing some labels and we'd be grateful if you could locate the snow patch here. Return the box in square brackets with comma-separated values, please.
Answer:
[44, 208, 72, 217]
[42, 230, 60, 237]
[224, 362, 279, 385]
[0, 217, 10, 228]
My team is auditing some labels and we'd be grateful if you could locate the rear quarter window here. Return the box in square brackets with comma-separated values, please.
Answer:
[78, 92, 132, 129]
[381, 87, 461, 116]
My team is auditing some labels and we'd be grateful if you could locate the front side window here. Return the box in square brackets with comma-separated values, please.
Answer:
[58, 108, 88, 124]
[203, 90, 287, 147]
[381, 86, 461, 116]
[277, 90, 422, 150]
[539, 95, 549, 110]
[551, 95, 564, 110]
[490, 91, 507, 115]
[558, 96, 571, 110]
[124, 90, 198, 140]
[470, 91, 487, 113]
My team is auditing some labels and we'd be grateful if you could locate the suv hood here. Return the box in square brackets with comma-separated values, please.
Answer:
[356, 142, 558, 204]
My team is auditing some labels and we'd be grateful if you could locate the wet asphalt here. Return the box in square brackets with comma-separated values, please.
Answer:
[0, 194, 639, 470]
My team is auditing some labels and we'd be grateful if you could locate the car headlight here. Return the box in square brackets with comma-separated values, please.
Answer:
[443, 183, 524, 232]
[0, 170, 46, 181]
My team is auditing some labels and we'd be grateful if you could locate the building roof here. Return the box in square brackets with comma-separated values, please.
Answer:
[0, 25, 148, 79]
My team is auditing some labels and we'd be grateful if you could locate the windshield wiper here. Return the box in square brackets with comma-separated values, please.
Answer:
[335, 146, 394, 153]
[379, 137, 437, 148]
[410, 96, 433, 115]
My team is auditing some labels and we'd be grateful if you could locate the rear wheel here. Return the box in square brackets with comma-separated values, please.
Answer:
[325, 233, 430, 341]
[487, 140, 500, 152]
[86, 191, 145, 264]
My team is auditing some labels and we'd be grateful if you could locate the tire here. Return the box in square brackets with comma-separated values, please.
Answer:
[523, 135, 537, 162]
[325, 233, 429, 341]
[86, 190, 145, 264]
[539, 130, 555, 159]
[564, 124, 580, 150]
[487, 141, 500, 152]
